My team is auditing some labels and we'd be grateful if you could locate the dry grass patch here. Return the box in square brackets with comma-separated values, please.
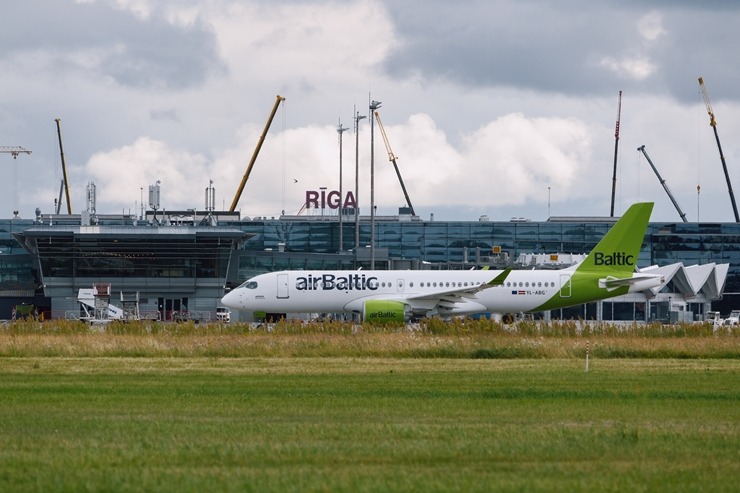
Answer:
[0, 318, 737, 359]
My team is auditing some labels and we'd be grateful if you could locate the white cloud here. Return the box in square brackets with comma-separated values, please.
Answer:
[85, 137, 210, 209]
[72, 110, 594, 218]
[600, 56, 656, 80]
[598, 11, 665, 81]
[7, 1, 740, 223]
[208, 0, 394, 86]
[437, 113, 593, 206]
[638, 11, 665, 43]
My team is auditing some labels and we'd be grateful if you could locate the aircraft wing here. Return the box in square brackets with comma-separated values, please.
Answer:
[398, 268, 512, 316]
[344, 269, 512, 317]
[405, 268, 512, 302]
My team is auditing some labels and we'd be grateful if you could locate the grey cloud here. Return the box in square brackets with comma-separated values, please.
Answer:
[380, 0, 740, 103]
[150, 108, 181, 122]
[1, 1, 225, 91]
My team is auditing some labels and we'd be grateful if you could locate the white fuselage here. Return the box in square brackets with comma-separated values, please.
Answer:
[222, 203, 665, 320]
[222, 268, 577, 317]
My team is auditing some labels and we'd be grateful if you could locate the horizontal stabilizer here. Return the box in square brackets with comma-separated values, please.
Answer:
[599, 274, 665, 292]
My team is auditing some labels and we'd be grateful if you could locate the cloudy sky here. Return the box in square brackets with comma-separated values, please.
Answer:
[2, 0, 740, 223]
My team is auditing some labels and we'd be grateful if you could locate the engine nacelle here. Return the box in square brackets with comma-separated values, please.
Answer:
[362, 300, 407, 324]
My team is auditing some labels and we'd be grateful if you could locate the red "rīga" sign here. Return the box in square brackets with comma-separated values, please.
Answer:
[305, 190, 357, 209]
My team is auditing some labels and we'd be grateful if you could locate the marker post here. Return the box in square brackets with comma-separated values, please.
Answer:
[585, 340, 590, 372]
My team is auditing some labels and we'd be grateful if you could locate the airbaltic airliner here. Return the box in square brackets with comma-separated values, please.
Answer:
[221, 202, 664, 323]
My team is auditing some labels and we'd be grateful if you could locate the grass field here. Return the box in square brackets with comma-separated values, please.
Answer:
[0, 321, 738, 492]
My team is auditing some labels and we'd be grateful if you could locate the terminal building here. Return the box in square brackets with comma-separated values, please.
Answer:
[0, 200, 734, 323]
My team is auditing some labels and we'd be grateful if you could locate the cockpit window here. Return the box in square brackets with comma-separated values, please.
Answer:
[239, 280, 258, 289]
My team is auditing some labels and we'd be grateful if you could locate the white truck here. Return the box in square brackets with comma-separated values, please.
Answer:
[216, 307, 231, 323]
[723, 310, 740, 327]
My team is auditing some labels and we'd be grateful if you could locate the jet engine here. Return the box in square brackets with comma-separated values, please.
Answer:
[362, 300, 408, 324]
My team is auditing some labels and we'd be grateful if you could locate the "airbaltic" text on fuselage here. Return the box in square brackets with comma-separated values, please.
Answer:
[296, 274, 379, 291]
[593, 252, 634, 266]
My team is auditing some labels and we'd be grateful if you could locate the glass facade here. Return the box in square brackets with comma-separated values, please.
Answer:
[0, 219, 38, 291]
[2, 214, 739, 320]
[240, 219, 631, 263]
[17, 228, 237, 281]
[4, 221, 247, 321]
[236, 218, 740, 313]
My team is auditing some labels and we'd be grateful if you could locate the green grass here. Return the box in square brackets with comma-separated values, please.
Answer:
[0, 358, 738, 492]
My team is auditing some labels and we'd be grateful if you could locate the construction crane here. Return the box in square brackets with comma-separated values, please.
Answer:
[698, 77, 739, 222]
[229, 95, 285, 212]
[374, 111, 416, 216]
[1, 146, 32, 217]
[0, 146, 32, 159]
[55, 118, 73, 214]
[638, 145, 687, 222]
[609, 90, 622, 217]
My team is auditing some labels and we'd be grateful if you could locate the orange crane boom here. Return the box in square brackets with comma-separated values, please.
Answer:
[229, 95, 285, 212]
[698, 77, 739, 222]
[374, 111, 416, 216]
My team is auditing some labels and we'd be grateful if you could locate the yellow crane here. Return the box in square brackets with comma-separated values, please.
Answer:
[374, 111, 416, 216]
[229, 95, 285, 212]
[698, 77, 739, 222]
[55, 118, 73, 214]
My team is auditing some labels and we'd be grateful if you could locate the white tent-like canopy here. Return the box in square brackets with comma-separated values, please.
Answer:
[638, 263, 729, 301]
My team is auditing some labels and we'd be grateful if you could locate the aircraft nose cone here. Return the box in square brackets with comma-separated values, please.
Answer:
[221, 290, 240, 310]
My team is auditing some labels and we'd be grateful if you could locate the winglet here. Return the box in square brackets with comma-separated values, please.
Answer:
[488, 267, 512, 286]
[576, 202, 653, 276]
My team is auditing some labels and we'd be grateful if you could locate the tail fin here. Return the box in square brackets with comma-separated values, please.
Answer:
[575, 202, 653, 276]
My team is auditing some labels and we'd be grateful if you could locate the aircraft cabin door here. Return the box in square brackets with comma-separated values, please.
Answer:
[277, 274, 289, 299]
[559, 274, 572, 298]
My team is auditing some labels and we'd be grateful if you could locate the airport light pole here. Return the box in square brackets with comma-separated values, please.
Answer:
[354, 108, 366, 251]
[369, 98, 382, 269]
[337, 119, 348, 252]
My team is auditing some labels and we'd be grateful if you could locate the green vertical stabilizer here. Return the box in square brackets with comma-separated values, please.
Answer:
[575, 202, 653, 276]
[534, 202, 653, 312]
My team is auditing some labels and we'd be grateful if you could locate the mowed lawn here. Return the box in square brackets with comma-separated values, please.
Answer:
[0, 357, 738, 493]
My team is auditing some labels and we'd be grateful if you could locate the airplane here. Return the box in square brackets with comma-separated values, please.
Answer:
[221, 202, 665, 323]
